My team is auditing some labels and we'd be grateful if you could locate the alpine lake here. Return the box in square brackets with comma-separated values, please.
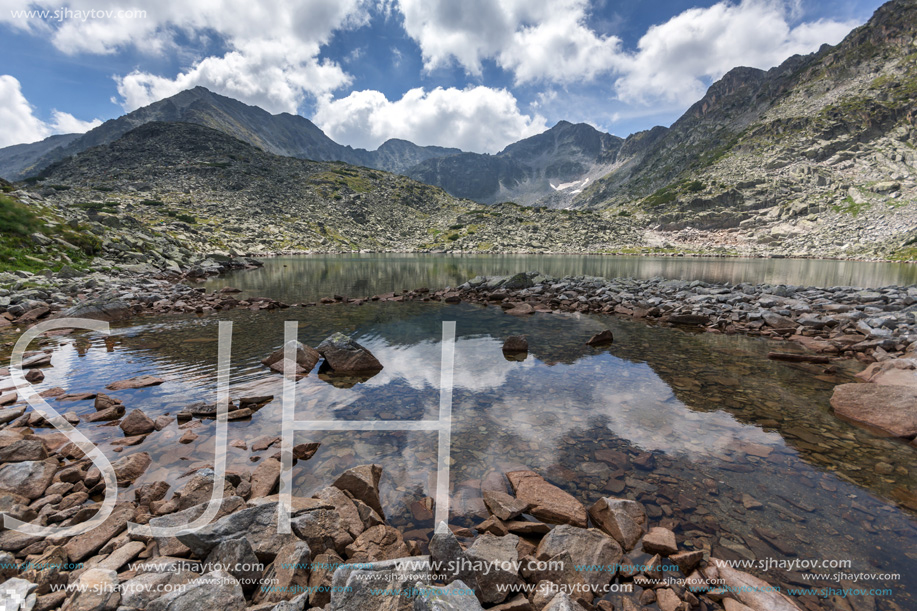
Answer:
[8, 254, 917, 606]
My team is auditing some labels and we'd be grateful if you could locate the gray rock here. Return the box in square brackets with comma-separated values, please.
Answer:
[146, 570, 247, 611]
[317, 333, 383, 372]
[330, 556, 431, 611]
[412, 580, 483, 610]
[176, 500, 300, 562]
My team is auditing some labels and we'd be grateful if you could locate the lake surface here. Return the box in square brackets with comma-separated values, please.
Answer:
[202, 253, 917, 304]
[13, 299, 917, 606]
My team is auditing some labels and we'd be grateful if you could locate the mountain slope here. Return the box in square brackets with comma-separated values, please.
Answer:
[573, 0, 917, 258]
[405, 121, 624, 206]
[29, 121, 639, 256]
[0, 87, 460, 180]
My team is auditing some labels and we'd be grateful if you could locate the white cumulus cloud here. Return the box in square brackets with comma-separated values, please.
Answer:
[314, 86, 547, 153]
[0, 75, 101, 147]
[397, 0, 622, 83]
[614, 0, 858, 106]
[1, 0, 371, 113]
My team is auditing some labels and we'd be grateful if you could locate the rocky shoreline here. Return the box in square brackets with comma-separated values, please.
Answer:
[2, 269, 917, 610]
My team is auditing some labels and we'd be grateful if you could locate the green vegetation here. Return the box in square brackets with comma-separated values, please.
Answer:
[140, 199, 164, 206]
[831, 195, 872, 216]
[0, 194, 101, 273]
[74, 201, 118, 211]
[685, 180, 706, 192]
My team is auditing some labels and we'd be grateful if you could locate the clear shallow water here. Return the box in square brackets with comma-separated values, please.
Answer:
[12, 301, 917, 606]
[202, 253, 917, 304]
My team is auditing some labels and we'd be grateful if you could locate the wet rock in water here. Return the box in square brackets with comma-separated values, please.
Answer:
[830, 384, 917, 438]
[112, 451, 152, 485]
[119, 408, 156, 436]
[502, 335, 529, 353]
[0, 406, 25, 424]
[588, 497, 646, 551]
[146, 570, 248, 611]
[329, 556, 431, 611]
[106, 374, 165, 390]
[505, 302, 535, 316]
[642, 526, 678, 556]
[317, 333, 383, 372]
[665, 314, 710, 326]
[333, 463, 385, 519]
[293, 442, 321, 460]
[586, 329, 614, 346]
[63, 298, 133, 322]
[262, 340, 321, 375]
[21, 352, 52, 368]
[506, 470, 587, 527]
[94, 393, 122, 411]
[250, 458, 281, 499]
[483, 489, 530, 521]
[23, 369, 44, 383]
[83, 403, 125, 422]
[0, 459, 57, 499]
[0, 392, 18, 407]
[414, 579, 484, 610]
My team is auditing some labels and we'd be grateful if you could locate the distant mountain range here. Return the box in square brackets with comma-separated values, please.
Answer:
[0, 86, 623, 207]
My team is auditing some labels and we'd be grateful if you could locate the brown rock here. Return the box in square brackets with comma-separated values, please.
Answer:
[250, 458, 281, 499]
[830, 384, 917, 438]
[63, 502, 136, 562]
[112, 452, 152, 485]
[119, 409, 156, 436]
[506, 470, 587, 527]
[344, 524, 411, 562]
[483, 489, 530, 521]
[316, 333, 383, 372]
[82, 404, 126, 422]
[586, 329, 614, 346]
[333, 463, 385, 519]
[293, 442, 320, 460]
[642, 526, 678, 556]
[262, 340, 320, 375]
[588, 497, 646, 551]
[24, 369, 44, 383]
[94, 393, 122, 411]
[0, 459, 57, 499]
[502, 335, 529, 353]
[0, 439, 48, 462]
[106, 375, 164, 391]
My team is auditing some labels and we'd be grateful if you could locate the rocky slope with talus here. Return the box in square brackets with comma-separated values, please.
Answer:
[576, 0, 917, 261]
[23, 121, 640, 260]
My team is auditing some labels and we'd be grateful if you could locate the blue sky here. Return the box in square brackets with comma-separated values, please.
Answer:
[0, 0, 885, 152]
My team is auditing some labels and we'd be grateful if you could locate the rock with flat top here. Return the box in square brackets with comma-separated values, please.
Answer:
[830, 384, 917, 438]
[317, 333, 383, 372]
[506, 470, 587, 527]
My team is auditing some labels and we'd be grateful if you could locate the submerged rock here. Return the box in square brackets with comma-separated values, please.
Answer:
[261, 340, 320, 375]
[830, 384, 917, 438]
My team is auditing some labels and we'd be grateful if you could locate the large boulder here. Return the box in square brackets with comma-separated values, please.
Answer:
[505, 470, 587, 527]
[289, 507, 353, 558]
[175, 500, 300, 562]
[588, 498, 646, 551]
[465, 533, 523, 604]
[535, 525, 622, 602]
[0, 459, 57, 499]
[413, 580, 483, 610]
[62, 298, 132, 322]
[262, 340, 321, 375]
[333, 464, 385, 519]
[317, 333, 383, 372]
[329, 556, 431, 611]
[147, 496, 246, 557]
[713, 559, 803, 610]
[146, 570, 248, 611]
[830, 384, 917, 438]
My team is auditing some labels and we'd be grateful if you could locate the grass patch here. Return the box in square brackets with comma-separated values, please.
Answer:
[831, 195, 871, 216]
